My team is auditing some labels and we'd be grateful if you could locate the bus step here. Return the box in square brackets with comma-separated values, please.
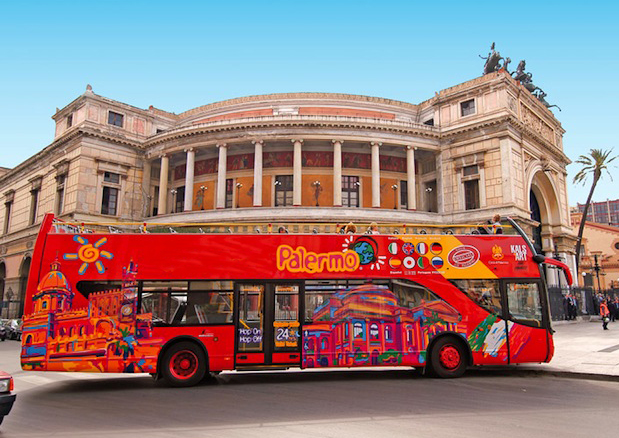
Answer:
[236, 365, 290, 371]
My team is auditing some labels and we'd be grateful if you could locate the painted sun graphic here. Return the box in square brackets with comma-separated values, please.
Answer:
[63, 235, 114, 274]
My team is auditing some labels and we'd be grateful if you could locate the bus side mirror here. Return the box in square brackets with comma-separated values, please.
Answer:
[532, 254, 546, 264]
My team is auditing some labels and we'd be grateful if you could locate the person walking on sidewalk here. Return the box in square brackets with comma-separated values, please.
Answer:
[600, 300, 610, 330]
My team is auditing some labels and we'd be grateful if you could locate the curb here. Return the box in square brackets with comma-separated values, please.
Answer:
[475, 366, 619, 382]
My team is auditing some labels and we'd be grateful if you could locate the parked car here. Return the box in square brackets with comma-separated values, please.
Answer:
[0, 322, 6, 341]
[4, 320, 21, 341]
[0, 371, 15, 426]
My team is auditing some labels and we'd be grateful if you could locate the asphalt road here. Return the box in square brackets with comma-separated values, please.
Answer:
[1, 340, 618, 438]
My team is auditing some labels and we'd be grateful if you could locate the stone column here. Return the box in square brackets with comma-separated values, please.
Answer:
[292, 139, 303, 206]
[216, 144, 227, 209]
[406, 146, 417, 210]
[436, 152, 444, 214]
[253, 140, 263, 207]
[142, 159, 152, 217]
[371, 142, 381, 208]
[183, 148, 195, 211]
[499, 138, 513, 204]
[333, 140, 343, 207]
[157, 154, 168, 216]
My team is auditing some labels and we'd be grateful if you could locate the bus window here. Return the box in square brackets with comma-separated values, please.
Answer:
[506, 282, 543, 327]
[187, 281, 234, 324]
[391, 279, 441, 308]
[304, 280, 347, 322]
[451, 279, 502, 316]
[140, 281, 188, 325]
[275, 285, 299, 321]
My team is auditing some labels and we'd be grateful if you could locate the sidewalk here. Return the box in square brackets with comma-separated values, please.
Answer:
[509, 318, 619, 380]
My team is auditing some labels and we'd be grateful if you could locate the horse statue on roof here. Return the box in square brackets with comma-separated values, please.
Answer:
[480, 42, 504, 75]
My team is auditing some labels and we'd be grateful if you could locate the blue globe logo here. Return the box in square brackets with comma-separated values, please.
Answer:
[353, 240, 376, 265]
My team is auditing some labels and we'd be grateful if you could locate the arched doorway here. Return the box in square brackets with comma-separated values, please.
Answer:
[18, 256, 31, 317]
[530, 190, 543, 253]
[528, 170, 562, 254]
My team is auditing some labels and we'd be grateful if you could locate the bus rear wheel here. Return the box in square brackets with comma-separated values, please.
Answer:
[429, 336, 467, 378]
[161, 342, 207, 387]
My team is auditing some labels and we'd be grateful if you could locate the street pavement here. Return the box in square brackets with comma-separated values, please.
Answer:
[511, 317, 619, 378]
[1, 323, 619, 437]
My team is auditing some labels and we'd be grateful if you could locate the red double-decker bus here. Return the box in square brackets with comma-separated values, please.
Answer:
[20, 214, 571, 386]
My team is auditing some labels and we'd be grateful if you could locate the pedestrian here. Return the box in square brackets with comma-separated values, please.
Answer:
[600, 300, 610, 330]
[570, 295, 578, 320]
[563, 294, 571, 320]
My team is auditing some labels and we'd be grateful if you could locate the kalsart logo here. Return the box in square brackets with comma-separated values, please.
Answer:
[447, 245, 480, 268]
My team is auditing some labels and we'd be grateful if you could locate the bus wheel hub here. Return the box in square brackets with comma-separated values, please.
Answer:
[439, 345, 460, 369]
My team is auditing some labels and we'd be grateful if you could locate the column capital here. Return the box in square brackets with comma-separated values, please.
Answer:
[216, 143, 227, 148]
[183, 147, 194, 153]
[252, 140, 264, 145]
[370, 142, 382, 147]
[159, 153, 167, 159]
[406, 145, 418, 150]
[291, 139, 304, 144]
[332, 140, 344, 145]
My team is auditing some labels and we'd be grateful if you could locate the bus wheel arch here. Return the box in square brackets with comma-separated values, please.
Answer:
[157, 337, 209, 387]
[426, 333, 471, 378]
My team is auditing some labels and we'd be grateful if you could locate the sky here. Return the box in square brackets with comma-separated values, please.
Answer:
[1, 0, 617, 205]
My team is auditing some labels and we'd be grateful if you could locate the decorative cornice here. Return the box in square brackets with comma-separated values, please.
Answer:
[178, 92, 420, 119]
[145, 116, 441, 148]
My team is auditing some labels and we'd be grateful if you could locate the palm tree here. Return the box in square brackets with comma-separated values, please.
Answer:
[573, 148, 617, 271]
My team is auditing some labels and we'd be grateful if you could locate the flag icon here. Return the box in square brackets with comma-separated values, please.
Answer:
[417, 256, 428, 269]
[431, 242, 443, 254]
[416, 242, 428, 255]
[431, 256, 444, 268]
[389, 258, 402, 269]
[402, 242, 415, 255]
[388, 242, 398, 255]
[403, 256, 416, 269]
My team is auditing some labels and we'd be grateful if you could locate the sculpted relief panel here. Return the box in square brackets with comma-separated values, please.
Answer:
[520, 103, 555, 146]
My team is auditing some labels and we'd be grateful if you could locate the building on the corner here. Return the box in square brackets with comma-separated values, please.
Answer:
[574, 199, 619, 227]
[570, 212, 619, 290]
[0, 71, 576, 318]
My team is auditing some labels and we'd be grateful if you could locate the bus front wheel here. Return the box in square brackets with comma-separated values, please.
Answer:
[161, 341, 207, 387]
[429, 336, 467, 378]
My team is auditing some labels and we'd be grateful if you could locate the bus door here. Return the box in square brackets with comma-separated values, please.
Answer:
[504, 280, 548, 363]
[235, 282, 302, 367]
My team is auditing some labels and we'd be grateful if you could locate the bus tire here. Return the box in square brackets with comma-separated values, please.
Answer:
[429, 336, 467, 378]
[161, 341, 207, 387]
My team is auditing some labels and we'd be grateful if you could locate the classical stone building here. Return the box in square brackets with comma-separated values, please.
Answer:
[0, 71, 576, 318]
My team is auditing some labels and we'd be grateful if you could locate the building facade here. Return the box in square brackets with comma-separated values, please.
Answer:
[575, 199, 619, 227]
[0, 71, 576, 318]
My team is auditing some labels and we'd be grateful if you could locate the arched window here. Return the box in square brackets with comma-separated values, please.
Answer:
[25, 334, 33, 345]
[79, 326, 84, 336]
[370, 323, 379, 340]
[68, 327, 74, 337]
[42, 300, 48, 309]
[384, 325, 393, 342]
[321, 338, 328, 350]
[353, 322, 363, 339]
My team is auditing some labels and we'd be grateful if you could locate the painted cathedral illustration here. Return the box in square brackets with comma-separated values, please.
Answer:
[21, 259, 161, 373]
[302, 283, 467, 368]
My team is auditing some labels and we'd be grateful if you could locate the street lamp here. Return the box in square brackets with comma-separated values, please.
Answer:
[592, 253, 603, 293]
[235, 182, 243, 208]
[170, 189, 177, 213]
[391, 184, 398, 209]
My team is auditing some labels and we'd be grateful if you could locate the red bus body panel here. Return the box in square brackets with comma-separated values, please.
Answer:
[21, 214, 555, 375]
